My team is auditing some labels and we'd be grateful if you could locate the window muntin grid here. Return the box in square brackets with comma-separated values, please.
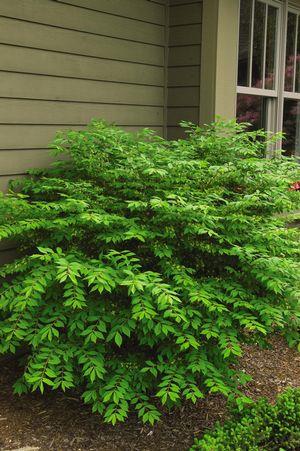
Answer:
[238, 0, 280, 93]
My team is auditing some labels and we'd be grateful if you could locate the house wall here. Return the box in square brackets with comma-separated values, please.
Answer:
[167, 0, 203, 139]
[0, 0, 204, 261]
[0, 0, 205, 189]
[0, 0, 168, 191]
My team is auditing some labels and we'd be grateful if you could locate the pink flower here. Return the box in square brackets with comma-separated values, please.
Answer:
[290, 181, 300, 191]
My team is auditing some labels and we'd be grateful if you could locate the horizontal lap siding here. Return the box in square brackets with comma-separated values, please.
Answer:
[167, 1, 202, 139]
[0, 18, 164, 65]
[0, 72, 164, 105]
[0, 149, 55, 176]
[0, 1, 165, 45]
[0, 125, 164, 150]
[54, 0, 166, 24]
[0, 100, 163, 125]
[0, 45, 164, 85]
[0, 0, 167, 194]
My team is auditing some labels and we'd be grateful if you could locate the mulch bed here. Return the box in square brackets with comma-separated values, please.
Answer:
[0, 335, 299, 451]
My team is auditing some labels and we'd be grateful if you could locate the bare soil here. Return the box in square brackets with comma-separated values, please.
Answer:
[0, 335, 299, 451]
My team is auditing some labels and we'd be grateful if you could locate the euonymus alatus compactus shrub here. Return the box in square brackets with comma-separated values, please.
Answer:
[0, 121, 299, 425]
[191, 388, 300, 450]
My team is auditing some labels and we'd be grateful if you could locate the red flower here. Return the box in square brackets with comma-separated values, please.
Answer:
[290, 181, 300, 191]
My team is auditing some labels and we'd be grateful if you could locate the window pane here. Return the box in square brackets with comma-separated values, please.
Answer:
[295, 18, 300, 92]
[236, 94, 267, 130]
[282, 99, 300, 157]
[285, 13, 297, 92]
[252, 1, 266, 88]
[238, 0, 253, 86]
[265, 6, 277, 89]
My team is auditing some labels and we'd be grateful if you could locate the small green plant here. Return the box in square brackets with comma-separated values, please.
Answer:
[0, 120, 299, 425]
[191, 387, 300, 450]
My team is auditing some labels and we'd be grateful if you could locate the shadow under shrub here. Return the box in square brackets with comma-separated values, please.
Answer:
[191, 387, 300, 450]
[0, 120, 299, 425]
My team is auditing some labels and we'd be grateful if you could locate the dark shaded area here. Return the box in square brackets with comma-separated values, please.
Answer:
[236, 93, 267, 130]
[283, 99, 300, 157]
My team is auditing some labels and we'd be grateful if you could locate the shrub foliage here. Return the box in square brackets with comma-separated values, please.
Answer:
[191, 387, 300, 450]
[0, 121, 299, 424]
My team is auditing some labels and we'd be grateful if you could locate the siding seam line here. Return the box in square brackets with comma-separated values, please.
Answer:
[51, 0, 165, 26]
[0, 97, 165, 107]
[0, 15, 165, 48]
[0, 70, 164, 88]
[0, 43, 164, 68]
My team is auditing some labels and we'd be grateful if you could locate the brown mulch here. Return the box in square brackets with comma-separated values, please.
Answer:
[0, 335, 299, 451]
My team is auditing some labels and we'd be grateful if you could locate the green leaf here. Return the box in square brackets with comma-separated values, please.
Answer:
[114, 332, 122, 347]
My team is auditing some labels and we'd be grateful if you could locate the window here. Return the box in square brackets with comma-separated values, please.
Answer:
[237, 0, 300, 158]
[237, 0, 279, 145]
[283, 8, 300, 157]
[237, 94, 271, 130]
[283, 99, 300, 156]
[238, 0, 279, 90]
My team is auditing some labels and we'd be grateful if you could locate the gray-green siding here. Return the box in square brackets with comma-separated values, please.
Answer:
[0, 0, 169, 190]
[167, 0, 202, 139]
[0, 0, 203, 260]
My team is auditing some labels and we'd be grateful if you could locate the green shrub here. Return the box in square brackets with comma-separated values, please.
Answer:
[191, 387, 300, 450]
[0, 120, 299, 425]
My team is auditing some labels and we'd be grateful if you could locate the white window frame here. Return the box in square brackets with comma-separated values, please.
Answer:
[283, 5, 300, 99]
[276, 0, 288, 138]
[237, 0, 300, 157]
[276, 2, 300, 154]
[237, 0, 283, 141]
[237, 0, 282, 96]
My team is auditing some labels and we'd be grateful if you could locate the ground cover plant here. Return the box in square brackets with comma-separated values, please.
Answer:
[0, 120, 299, 425]
[191, 387, 300, 450]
